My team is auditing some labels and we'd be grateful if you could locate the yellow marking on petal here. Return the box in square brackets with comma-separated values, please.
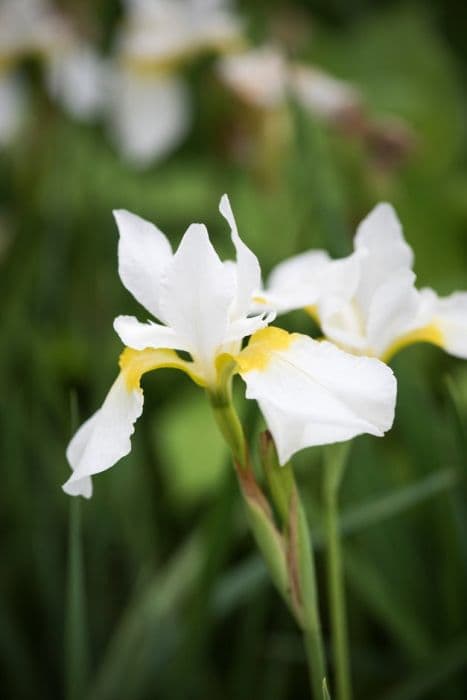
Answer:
[381, 323, 445, 363]
[119, 347, 205, 391]
[253, 295, 267, 305]
[236, 326, 296, 373]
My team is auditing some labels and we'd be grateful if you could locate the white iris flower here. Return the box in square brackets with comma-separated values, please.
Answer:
[109, 0, 243, 167]
[260, 203, 467, 362]
[64, 196, 396, 498]
[217, 45, 360, 118]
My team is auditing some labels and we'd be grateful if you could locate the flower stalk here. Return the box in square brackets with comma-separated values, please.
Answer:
[260, 431, 327, 700]
[323, 442, 352, 700]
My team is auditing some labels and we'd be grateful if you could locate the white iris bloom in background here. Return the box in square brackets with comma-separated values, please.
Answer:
[64, 195, 396, 498]
[109, 0, 243, 167]
[0, 0, 104, 129]
[46, 43, 106, 122]
[260, 203, 467, 362]
[217, 45, 360, 119]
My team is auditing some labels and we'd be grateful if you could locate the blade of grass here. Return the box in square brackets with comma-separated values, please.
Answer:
[314, 468, 461, 547]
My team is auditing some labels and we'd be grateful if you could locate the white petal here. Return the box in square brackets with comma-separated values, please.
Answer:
[46, 44, 105, 121]
[239, 332, 396, 464]
[63, 374, 144, 494]
[354, 203, 414, 314]
[224, 311, 276, 344]
[159, 223, 235, 380]
[108, 70, 191, 168]
[114, 208, 173, 321]
[262, 249, 331, 314]
[217, 46, 287, 109]
[317, 251, 368, 351]
[429, 291, 467, 359]
[113, 315, 189, 351]
[292, 64, 360, 120]
[366, 269, 419, 356]
[219, 194, 261, 318]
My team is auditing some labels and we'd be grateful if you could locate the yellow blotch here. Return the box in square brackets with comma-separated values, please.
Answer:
[119, 347, 205, 391]
[252, 295, 267, 305]
[382, 323, 445, 363]
[236, 326, 296, 373]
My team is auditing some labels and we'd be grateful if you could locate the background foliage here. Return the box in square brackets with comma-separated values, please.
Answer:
[1, 1, 467, 698]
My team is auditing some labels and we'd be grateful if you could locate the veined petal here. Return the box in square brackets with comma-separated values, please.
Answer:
[113, 315, 189, 351]
[262, 249, 331, 314]
[237, 327, 396, 464]
[114, 208, 173, 321]
[159, 223, 235, 380]
[63, 373, 144, 494]
[354, 203, 414, 314]
[219, 193, 261, 318]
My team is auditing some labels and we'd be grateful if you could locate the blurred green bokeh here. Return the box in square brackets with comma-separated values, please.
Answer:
[1, 2, 467, 699]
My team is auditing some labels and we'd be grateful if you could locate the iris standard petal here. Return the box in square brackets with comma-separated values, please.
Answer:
[159, 222, 235, 380]
[114, 208, 173, 321]
[237, 328, 396, 465]
[219, 193, 261, 318]
[354, 203, 414, 314]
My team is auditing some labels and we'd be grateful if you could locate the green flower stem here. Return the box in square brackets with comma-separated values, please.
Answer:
[208, 383, 288, 592]
[296, 493, 328, 700]
[208, 384, 246, 466]
[323, 443, 352, 700]
[261, 432, 327, 700]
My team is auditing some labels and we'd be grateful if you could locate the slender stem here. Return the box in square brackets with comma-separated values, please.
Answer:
[207, 381, 246, 466]
[295, 493, 327, 700]
[209, 388, 327, 700]
[66, 498, 89, 700]
[324, 443, 352, 700]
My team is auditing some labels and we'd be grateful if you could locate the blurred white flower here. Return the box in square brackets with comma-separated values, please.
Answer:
[109, 0, 243, 167]
[64, 195, 396, 497]
[261, 204, 467, 362]
[217, 46, 288, 109]
[217, 44, 360, 121]
[46, 44, 106, 121]
[291, 64, 361, 121]
[107, 69, 190, 167]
